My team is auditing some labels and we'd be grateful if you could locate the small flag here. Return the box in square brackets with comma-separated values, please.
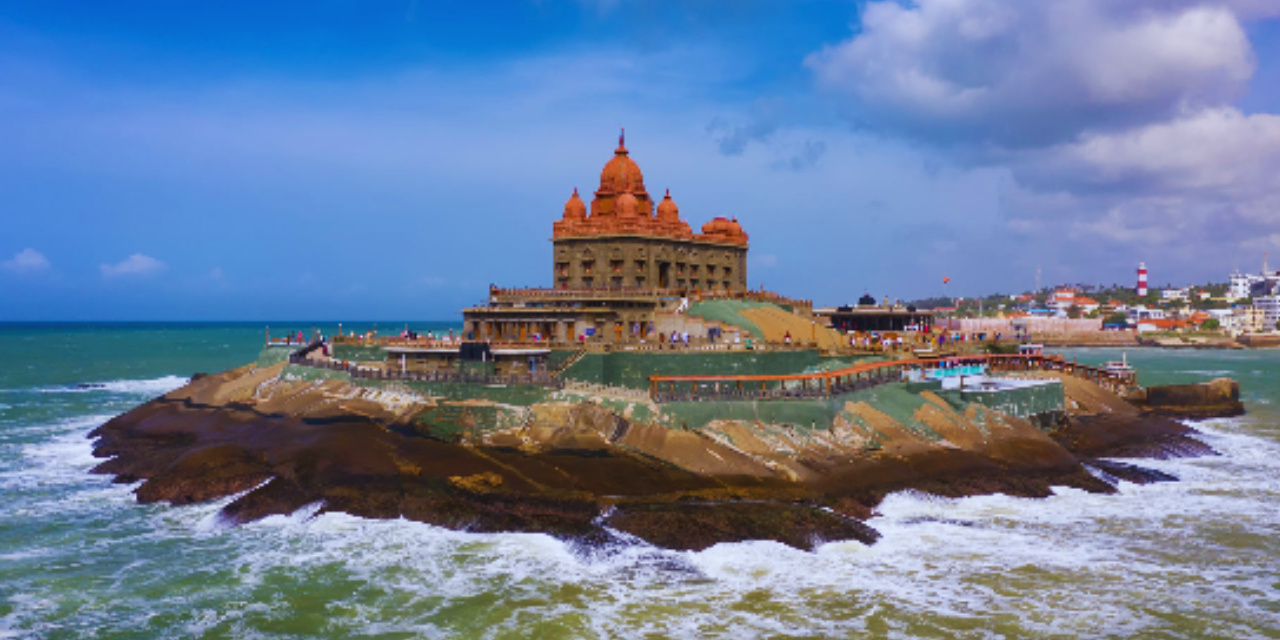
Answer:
[943, 276, 951, 284]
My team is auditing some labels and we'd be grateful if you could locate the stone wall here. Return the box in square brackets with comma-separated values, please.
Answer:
[956, 381, 1065, 423]
[552, 236, 747, 291]
[561, 350, 836, 390]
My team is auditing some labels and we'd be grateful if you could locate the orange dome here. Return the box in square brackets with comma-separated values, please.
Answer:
[616, 192, 640, 217]
[701, 216, 734, 234]
[657, 189, 679, 222]
[598, 129, 645, 194]
[563, 187, 586, 220]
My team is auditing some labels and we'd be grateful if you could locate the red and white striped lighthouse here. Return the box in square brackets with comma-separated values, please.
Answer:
[1137, 262, 1148, 297]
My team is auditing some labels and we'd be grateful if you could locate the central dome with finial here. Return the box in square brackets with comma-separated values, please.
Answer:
[553, 130, 746, 248]
[597, 128, 646, 195]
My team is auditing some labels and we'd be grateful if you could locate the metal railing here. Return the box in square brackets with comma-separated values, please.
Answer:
[288, 344, 564, 389]
[647, 353, 1136, 403]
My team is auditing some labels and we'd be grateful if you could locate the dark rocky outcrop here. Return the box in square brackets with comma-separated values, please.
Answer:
[88, 364, 1228, 551]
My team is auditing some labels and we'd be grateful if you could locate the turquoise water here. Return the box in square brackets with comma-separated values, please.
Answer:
[926, 365, 986, 379]
[1, 327, 1278, 638]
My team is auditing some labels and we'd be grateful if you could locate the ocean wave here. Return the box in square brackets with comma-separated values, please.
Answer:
[3, 392, 1278, 637]
[0, 414, 117, 491]
[32, 375, 189, 396]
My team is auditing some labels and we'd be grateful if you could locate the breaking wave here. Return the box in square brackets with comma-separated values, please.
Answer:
[31, 375, 189, 397]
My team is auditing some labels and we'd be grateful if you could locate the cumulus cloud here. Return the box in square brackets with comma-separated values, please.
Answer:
[1002, 106, 1280, 252]
[1018, 108, 1280, 198]
[1, 248, 51, 273]
[806, 0, 1256, 147]
[101, 253, 165, 278]
[807, 0, 1280, 280]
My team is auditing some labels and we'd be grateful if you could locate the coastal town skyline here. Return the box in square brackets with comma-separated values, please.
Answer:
[3, 0, 1280, 320]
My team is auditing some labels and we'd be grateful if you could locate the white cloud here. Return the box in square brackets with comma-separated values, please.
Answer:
[1, 248, 50, 273]
[807, 0, 1280, 282]
[100, 253, 165, 278]
[806, 0, 1255, 147]
[1022, 107, 1280, 198]
[1005, 108, 1280, 244]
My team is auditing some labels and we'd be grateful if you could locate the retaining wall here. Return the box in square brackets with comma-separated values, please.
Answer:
[561, 350, 856, 390]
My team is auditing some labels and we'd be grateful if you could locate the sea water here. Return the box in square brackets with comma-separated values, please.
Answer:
[1, 325, 1277, 639]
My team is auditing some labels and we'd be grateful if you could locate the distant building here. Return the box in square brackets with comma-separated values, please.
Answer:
[1161, 288, 1189, 301]
[1136, 318, 1186, 333]
[1049, 289, 1099, 316]
[1229, 257, 1280, 300]
[1229, 268, 1258, 300]
[1255, 296, 1280, 332]
[1235, 305, 1269, 334]
[1128, 306, 1165, 321]
[817, 305, 934, 333]
[1207, 308, 1236, 331]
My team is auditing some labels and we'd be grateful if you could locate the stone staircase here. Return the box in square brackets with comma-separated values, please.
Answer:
[551, 348, 588, 378]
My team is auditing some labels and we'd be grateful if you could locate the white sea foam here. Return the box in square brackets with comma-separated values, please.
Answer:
[33, 375, 189, 397]
[0, 414, 113, 484]
[98, 409, 1270, 638]
[4, 391, 1279, 638]
[1176, 369, 1236, 377]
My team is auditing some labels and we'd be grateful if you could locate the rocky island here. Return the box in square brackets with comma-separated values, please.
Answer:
[88, 134, 1242, 549]
[88, 345, 1235, 550]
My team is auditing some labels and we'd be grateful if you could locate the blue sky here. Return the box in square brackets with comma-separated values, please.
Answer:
[2, 0, 1279, 320]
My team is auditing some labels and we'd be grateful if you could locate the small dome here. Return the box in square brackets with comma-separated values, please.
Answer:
[616, 192, 640, 217]
[657, 189, 679, 222]
[701, 216, 734, 234]
[598, 128, 646, 194]
[563, 187, 586, 220]
[700, 216, 747, 244]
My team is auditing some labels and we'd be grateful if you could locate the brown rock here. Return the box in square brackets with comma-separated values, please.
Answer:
[87, 360, 1224, 551]
[1137, 378, 1244, 419]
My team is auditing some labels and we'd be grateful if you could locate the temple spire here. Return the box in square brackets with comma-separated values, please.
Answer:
[616, 127, 627, 154]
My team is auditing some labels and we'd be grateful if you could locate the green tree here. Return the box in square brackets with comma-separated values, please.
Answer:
[1067, 304, 1082, 319]
[1202, 318, 1220, 331]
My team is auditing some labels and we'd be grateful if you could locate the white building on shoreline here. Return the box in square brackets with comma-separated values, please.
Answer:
[1256, 296, 1280, 332]
[1230, 257, 1280, 301]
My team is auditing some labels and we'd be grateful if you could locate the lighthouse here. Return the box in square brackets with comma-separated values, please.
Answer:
[1137, 262, 1148, 297]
